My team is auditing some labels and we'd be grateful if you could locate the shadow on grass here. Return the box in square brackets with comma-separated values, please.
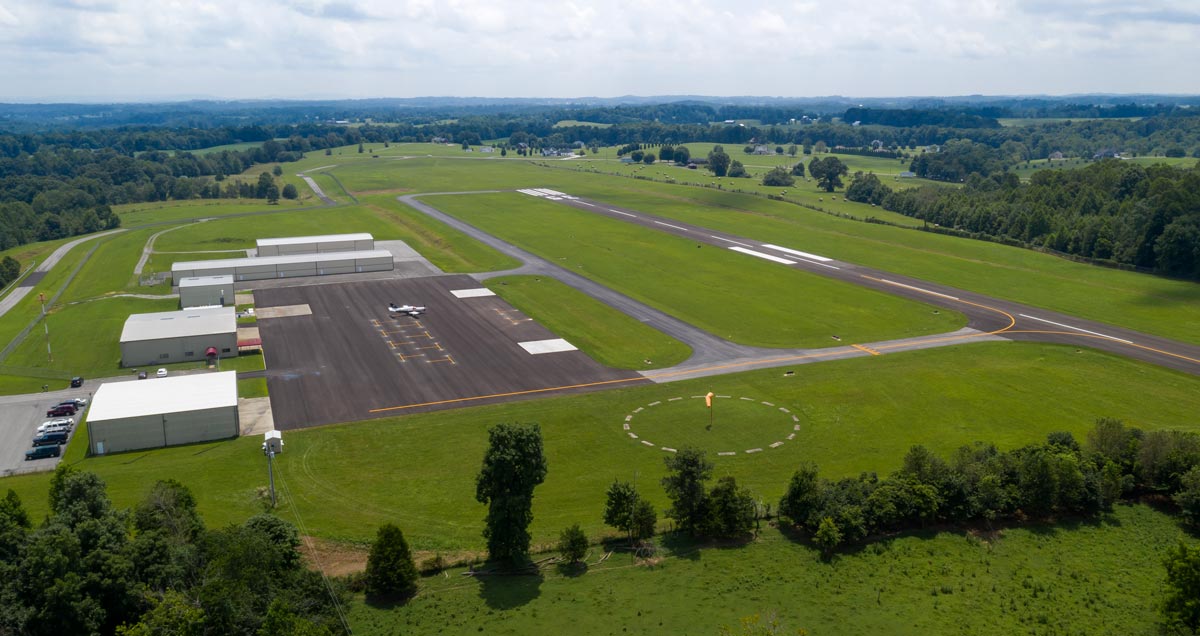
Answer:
[477, 569, 544, 610]
[363, 590, 416, 610]
[555, 561, 588, 578]
[659, 532, 703, 561]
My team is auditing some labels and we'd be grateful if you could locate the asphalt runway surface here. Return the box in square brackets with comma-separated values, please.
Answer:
[255, 275, 642, 429]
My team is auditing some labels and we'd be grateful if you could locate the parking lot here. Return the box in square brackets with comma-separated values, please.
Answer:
[0, 387, 94, 475]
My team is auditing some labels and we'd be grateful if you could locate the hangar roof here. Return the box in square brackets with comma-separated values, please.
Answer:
[257, 233, 373, 246]
[171, 250, 393, 272]
[120, 306, 236, 342]
[178, 275, 234, 288]
[87, 371, 238, 422]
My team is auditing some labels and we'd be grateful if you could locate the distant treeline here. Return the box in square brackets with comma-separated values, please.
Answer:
[845, 158, 1200, 278]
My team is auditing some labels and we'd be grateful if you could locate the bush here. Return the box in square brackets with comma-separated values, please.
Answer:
[364, 523, 418, 600]
[761, 166, 795, 187]
[558, 523, 588, 564]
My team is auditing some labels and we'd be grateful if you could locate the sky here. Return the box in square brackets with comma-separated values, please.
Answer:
[0, 0, 1197, 102]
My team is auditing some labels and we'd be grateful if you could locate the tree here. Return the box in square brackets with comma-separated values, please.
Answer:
[603, 481, 641, 543]
[631, 150, 645, 162]
[673, 146, 690, 164]
[475, 423, 548, 565]
[116, 591, 205, 636]
[728, 160, 748, 178]
[272, 165, 282, 176]
[1162, 542, 1200, 632]
[661, 447, 712, 535]
[779, 464, 821, 527]
[281, 183, 298, 200]
[256, 172, 274, 198]
[0, 256, 20, 287]
[790, 162, 805, 178]
[1174, 466, 1200, 528]
[358, 142, 364, 153]
[708, 145, 731, 177]
[706, 476, 756, 539]
[809, 157, 848, 192]
[364, 523, 418, 599]
[813, 517, 842, 557]
[642, 152, 656, 165]
[557, 523, 588, 564]
[762, 166, 795, 187]
[787, 144, 798, 157]
[500, 148, 507, 157]
[629, 499, 657, 541]
[775, 146, 784, 155]
[266, 184, 280, 205]
[813, 141, 827, 154]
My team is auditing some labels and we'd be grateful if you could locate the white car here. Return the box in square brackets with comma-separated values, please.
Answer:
[37, 422, 72, 435]
[38, 418, 74, 432]
[156, 368, 168, 377]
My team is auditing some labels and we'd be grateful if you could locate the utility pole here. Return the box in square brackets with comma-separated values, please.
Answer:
[38, 293, 51, 362]
[263, 430, 284, 508]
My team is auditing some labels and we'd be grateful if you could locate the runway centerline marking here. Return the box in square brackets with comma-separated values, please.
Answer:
[876, 279, 959, 300]
[606, 208, 637, 218]
[654, 220, 690, 232]
[851, 344, 881, 356]
[1017, 314, 1133, 344]
[711, 235, 752, 247]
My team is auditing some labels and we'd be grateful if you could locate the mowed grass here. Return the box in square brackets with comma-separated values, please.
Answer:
[151, 204, 410, 252]
[0, 374, 69, 394]
[115, 199, 313, 227]
[350, 504, 1188, 636]
[59, 227, 163, 302]
[484, 275, 690, 369]
[426, 192, 963, 348]
[3, 342, 1197, 552]
[6, 297, 179, 376]
[359, 194, 519, 272]
[237, 377, 268, 398]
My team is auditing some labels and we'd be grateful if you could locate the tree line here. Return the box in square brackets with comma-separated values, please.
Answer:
[0, 465, 348, 636]
[845, 159, 1200, 279]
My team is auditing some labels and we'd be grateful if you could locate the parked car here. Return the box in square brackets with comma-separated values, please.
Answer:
[36, 422, 71, 436]
[137, 370, 148, 380]
[70, 376, 83, 388]
[38, 419, 74, 433]
[25, 445, 61, 461]
[56, 400, 85, 410]
[32, 431, 68, 446]
[60, 398, 87, 408]
[156, 368, 168, 377]
[46, 405, 75, 417]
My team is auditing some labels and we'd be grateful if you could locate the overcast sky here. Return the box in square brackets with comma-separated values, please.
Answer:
[0, 0, 1197, 102]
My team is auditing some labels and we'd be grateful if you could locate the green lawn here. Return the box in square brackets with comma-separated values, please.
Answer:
[484, 275, 691, 369]
[6, 297, 179, 377]
[426, 192, 964, 348]
[3, 342, 1197, 552]
[115, 199, 310, 227]
[359, 194, 520, 272]
[0, 374, 70, 394]
[58, 228, 164, 302]
[553, 120, 613, 128]
[151, 205, 409, 252]
[237, 377, 268, 398]
[349, 503, 1187, 636]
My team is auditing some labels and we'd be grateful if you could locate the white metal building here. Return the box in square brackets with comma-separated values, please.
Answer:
[256, 233, 375, 256]
[119, 306, 237, 367]
[178, 275, 234, 309]
[171, 250, 394, 285]
[86, 371, 239, 455]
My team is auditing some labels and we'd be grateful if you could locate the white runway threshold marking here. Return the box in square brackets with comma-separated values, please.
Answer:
[450, 288, 496, 299]
[518, 338, 579, 354]
[1018, 314, 1133, 344]
[728, 246, 797, 265]
[879, 279, 959, 300]
[518, 189, 546, 197]
[761, 244, 832, 261]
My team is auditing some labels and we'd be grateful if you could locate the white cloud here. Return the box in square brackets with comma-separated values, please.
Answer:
[0, 0, 1195, 100]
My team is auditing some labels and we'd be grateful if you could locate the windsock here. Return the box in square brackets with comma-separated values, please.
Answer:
[705, 392, 714, 408]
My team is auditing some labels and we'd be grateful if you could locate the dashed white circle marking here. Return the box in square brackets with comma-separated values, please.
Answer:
[622, 395, 797, 456]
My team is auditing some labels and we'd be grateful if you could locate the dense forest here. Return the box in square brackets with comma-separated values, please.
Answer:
[0, 466, 348, 636]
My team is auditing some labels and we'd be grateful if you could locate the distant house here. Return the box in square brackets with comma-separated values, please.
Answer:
[1093, 148, 1122, 159]
[870, 139, 884, 150]
[899, 171, 916, 178]
[926, 144, 941, 153]
[1049, 151, 1064, 160]
[752, 145, 773, 155]
[723, 119, 736, 124]
[431, 137, 447, 144]
[620, 157, 635, 163]
[480, 146, 494, 153]
[851, 120, 861, 126]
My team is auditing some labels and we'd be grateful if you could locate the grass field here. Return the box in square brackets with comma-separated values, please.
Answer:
[151, 205, 408, 252]
[359, 194, 520, 272]
[3, 342, 1196, 552]
[349, 503, 1187, 636]
[553, 119, 613, 128]
[115, 199, 314, 227]
[0, 374, 69, 394]
[237, 377, 268, 398]
[484, 275, 691, 369]
[1011, 156, 1198, 180]
[427, 192, 964, 348]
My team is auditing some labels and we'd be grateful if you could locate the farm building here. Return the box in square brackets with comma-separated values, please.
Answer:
[255, 233, 375, 257]
[170, 250, 394, 285]
[120, 306, 237, 367]
[85, 371, 239, 455]
[178, 275, 234, 309]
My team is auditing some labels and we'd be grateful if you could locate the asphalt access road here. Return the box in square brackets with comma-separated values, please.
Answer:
[0, 229, 125, 320]
[538, 192, 1200, 377]
[255, 275, 641, 428]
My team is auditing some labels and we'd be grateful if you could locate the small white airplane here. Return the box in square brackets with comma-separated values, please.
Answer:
[388, 302, 426, 317]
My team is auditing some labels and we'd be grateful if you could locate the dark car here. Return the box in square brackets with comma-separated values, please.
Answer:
[57, 399, 87, 409]
[46, 405, 75, 417]
[25, 445, 61, 461]
[32, 431, 68, 446]
[70, 376, 83, 388]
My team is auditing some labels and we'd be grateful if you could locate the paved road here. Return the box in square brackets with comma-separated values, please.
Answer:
[297, 172, 336, 205]
[397, 194, 1002, 381]
[0, 229, 124, 319]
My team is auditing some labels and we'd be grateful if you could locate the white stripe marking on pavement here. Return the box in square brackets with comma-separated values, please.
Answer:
[654, 221, 689, 232]
[711, 235, 752, 248]
[761, 244, 832, 261]
[728, 246, 796, 265]
[607, 208, 637, 218]
[1018, 314, 1133, 344]
[878, 279, 959, 300]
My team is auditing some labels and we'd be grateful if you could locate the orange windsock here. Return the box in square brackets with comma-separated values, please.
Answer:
[705, 392, 714, 408]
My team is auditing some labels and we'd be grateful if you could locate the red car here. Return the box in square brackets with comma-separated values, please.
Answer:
[46, 405, 75, 417]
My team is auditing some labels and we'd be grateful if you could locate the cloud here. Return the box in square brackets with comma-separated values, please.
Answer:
[0, 0, 1196, 100]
